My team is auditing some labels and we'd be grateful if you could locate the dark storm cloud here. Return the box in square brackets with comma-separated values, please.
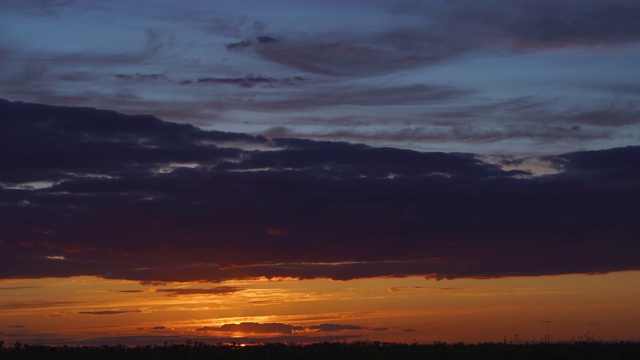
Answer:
[1, 99, 639, 282]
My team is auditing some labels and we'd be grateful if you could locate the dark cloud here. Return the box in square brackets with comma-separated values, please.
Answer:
[1, 99, 639, 282]
[78, 310, 142, 316]
[196, 322, 304, 335]
[195, 75, 277, 88]
[0, 286, 44, 291]
[309, 324, 364, 332]
[561, 109, 640, 127]
[256, 36, 278, 44]
[225, 40, 253, 51]
[0, 301, 81, 310]
[12, 333, 358, 346]
[151, 326, 166, 330]
[369, 327, 388, 331]
[261, 123, 609, 146]
[546, 146, 640, 182]
[248, 1, 640, 76]
[254, 95, 632, 148]
[388, 286, 461, 292]
[167, 74, 305, 88]
[156, 286, 244, 296]
[195, 322, 366, 335]
[224, 36, 277, 52]
[114, 73, 169, 82]
[504, 1, 640, 48]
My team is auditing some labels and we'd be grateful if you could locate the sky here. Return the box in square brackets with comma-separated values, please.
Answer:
[1, 0, 640, 346]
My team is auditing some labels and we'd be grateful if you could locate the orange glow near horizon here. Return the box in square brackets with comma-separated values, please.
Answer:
[1, 271, 639, 345]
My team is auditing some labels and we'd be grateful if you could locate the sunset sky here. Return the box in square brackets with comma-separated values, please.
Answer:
[1, 0, 640, 345]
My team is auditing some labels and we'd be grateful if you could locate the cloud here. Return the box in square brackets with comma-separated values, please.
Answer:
[196, 322, 304, 335]
[502, 1, 640, 48]
[156, 286, 244, 296]
[78, 310, 142, 316]
[309, 324, 364, 332]
[114, 73, 169, 82]
[1, 99, 639, 282]
[225, 36, 278, 52]
[561, 109, 640, 127]
[261, 123, 609, 146]
[0, 286, 44, 291]
[208, 0, 640, 78]
[256, 36, 278, 44]
[195, 322, 367, 336]
[225, 40, 254, 51]
[388, 286, 460, 293]
[0, 301, 81, 310]
[207, 83, 470, 114]
[195, 75, 278, 88]
[246, 1, 640, 77]
[545, 146, 640, 181]
[369, 327, 388, 331]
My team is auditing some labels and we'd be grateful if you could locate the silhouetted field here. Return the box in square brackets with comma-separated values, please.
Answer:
[2, 340, 639, 360]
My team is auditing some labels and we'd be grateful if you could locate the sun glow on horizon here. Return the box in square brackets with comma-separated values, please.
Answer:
[1, 271, 639, 345]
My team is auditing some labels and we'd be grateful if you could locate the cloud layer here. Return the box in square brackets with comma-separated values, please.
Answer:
[1, 99, 639, 282]
[1, 1, 639, 156]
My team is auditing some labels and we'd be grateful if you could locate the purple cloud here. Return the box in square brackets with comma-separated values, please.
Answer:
[0, 99, 639, 283]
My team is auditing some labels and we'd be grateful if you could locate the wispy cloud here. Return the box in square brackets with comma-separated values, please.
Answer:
[78, 310, 142, 316]
[156, 286, 244, 297]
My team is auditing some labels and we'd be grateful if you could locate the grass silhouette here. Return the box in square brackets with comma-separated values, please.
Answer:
[2, 340, 640, 360]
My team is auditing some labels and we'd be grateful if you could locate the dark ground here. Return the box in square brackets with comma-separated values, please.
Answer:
[2, 341, 640, 360]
